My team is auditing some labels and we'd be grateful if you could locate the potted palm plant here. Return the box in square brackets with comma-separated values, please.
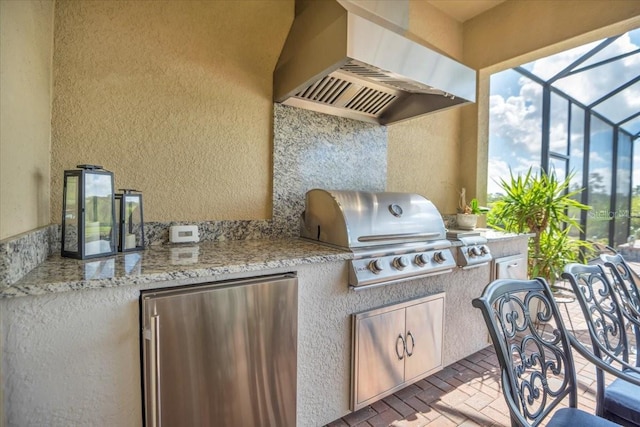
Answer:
[457, 188, 489, 230]
[487, 168, 593, 285]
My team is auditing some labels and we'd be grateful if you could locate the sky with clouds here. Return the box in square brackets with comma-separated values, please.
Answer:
[488, 28, 640, 196]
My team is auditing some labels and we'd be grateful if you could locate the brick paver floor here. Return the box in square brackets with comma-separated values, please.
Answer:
[325, 261, 640, 427]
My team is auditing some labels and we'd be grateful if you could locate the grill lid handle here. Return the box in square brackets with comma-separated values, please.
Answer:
[358, 232, 441, 242]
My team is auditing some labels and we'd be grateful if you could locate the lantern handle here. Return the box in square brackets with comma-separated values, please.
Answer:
[76, 164, 103, 170]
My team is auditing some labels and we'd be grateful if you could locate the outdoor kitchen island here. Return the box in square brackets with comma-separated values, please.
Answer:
[0, 232, 528, 427]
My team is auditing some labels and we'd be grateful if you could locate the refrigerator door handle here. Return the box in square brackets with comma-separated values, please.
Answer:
[148, 313, 161, 427]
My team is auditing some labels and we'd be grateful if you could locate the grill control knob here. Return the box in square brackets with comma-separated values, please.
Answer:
[480, 245, 490, 255]
[414, 253, 429, 266]
[368, 259, 384, 274]
[469, 246, 482, 257]
[433, 251, 447, 264]
[393, 256, 410, 270]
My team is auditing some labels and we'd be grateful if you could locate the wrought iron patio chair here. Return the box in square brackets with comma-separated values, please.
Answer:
[562, 263, 640, 426]
[601, 253, 640, 364]
[601, 253, 640, 312]
[472, 278, 619, 427]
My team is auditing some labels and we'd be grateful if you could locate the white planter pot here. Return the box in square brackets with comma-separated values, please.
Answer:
[456, 213, 478, 230]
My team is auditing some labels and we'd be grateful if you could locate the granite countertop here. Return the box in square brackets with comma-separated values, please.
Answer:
[0, 238, 351, 299]
[1, 231, 531, 299]
[446, 228, 532, 245]
[481, 229, 534, 241]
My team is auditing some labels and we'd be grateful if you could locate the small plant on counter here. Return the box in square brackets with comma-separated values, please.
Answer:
[456, 188, 489, 229]
[462, 198, 490, 215]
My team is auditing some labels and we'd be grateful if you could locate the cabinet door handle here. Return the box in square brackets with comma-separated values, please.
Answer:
[395, 334, 406, 360]
[405, 331, 415, 357]
[507, 262, 519, 268]
[149, 313, 161, 427]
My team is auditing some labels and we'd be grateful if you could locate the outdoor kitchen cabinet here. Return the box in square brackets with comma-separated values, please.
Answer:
[350, 293, 445, 410]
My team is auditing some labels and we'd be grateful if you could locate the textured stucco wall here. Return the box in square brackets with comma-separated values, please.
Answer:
[387, 108, 463, 214]
[50, 0, 292, 224]
[1, 285, 142, 425]
[409, 0, 464, 61]
[0, 0, 54, 240]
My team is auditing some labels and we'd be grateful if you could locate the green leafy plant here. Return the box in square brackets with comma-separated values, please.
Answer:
[532, 227, 593, 282]
[458, 188, 489, 215]
[467, 198, 490, 215]
[488, 168, 593, 284]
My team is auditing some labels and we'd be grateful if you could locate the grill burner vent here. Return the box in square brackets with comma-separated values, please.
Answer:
[341, 60, 440, 94]
[344, 87, 395, 115]
[296, 76, 352, 105]
[294, 66, 398, 117]
[341, 62, 389, 79]
[292, 59, 452, 119]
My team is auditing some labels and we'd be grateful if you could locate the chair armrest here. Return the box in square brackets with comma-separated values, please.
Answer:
[568, 335, 640, 386]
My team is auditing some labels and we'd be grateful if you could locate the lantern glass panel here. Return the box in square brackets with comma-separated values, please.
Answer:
[84, 173, 115, 256]
[63, 175, 79, 252]
[124, 194, 143, 249]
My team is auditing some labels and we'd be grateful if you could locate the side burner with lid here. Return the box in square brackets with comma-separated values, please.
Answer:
[300, 189, 456, 289]
[446, 230, 493, 268]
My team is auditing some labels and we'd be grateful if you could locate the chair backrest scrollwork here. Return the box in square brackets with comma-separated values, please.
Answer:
[473, 278, 578, 426]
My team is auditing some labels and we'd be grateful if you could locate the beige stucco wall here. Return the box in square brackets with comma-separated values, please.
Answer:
[0, 0, 54, 240]
[50, 0, 292, 224]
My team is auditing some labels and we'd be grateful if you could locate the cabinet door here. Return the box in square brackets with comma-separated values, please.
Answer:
[353, 308, 406, 408]
[494, 254, 527, 280]
[404, 297, 444, 382]
[141, 275, 298, 427]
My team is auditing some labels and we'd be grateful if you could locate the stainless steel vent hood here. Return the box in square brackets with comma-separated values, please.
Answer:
[273, 0, 477, 125]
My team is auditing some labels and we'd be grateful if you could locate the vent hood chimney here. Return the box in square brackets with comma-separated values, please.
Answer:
[273, 0, 477, 126]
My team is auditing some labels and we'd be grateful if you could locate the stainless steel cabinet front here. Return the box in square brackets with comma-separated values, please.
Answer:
[354, 308, 406, 405]
[141, 274, 298, 427]
[404, 298, 444, 382]
[351, 293, 445, 411]
[493, 254, 527, 280]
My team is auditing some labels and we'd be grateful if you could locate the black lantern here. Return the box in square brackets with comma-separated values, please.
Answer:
[61, 165, 116, 259]
[115, 189, 145, 252]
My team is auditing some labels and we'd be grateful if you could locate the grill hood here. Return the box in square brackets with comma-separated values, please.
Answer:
[274, 0, 477, 125]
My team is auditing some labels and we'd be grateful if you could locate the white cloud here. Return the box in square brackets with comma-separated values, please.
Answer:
[527, 41, 601, 80]
[487, 157, 541, 196]
[617, 168, 631, 191]
[487, 157, 512, 195]
[550, 33, 640, 106]
[489, 88, 542, 154]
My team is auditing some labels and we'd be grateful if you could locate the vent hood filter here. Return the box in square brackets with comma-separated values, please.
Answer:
[274, 0, 477, 125]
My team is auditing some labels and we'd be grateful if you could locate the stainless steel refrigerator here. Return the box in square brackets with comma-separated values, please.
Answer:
[140, 273, 297, 427]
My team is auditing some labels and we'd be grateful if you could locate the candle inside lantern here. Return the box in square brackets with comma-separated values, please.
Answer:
[125, 233, 137, 249]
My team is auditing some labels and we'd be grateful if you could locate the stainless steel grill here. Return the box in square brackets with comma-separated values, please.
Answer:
[300, 189, 455, 289]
